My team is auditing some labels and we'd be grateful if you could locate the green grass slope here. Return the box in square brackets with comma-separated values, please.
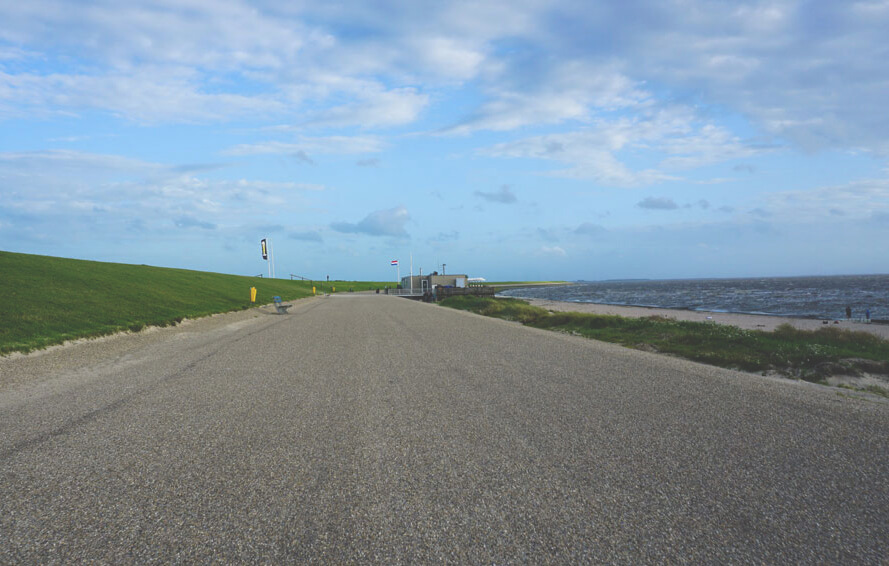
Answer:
[0, 251, 389, 355]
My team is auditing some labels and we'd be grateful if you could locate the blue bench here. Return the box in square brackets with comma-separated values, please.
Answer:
[273, 296, 292, 314]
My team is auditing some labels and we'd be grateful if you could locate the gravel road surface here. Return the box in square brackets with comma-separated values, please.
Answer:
[1, 295, 888, 563]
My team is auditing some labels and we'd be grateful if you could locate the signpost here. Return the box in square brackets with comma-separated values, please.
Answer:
[260, 238, 276, 279]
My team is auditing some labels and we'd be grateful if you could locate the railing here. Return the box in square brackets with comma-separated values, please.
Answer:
[436, 286, 497, 299]
[387, 288, 424, 296]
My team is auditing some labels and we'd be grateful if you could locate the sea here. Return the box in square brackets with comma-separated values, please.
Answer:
[498, 274, 889, 322]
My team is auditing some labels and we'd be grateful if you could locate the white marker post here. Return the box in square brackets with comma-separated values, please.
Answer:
[269, 239, 276, 279]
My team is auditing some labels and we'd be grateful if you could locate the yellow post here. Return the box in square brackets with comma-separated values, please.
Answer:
[332, 286, 335, 293]
[312, 286, 316, 295]
[250, 287, 257, 303]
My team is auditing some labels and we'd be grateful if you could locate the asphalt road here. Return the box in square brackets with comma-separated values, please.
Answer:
[1, 295, 888, 563]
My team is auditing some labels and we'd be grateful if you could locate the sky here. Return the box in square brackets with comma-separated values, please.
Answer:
[1, 0, 888, 282]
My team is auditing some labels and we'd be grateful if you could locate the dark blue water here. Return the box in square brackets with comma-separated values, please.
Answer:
[498, 275, 889, 321]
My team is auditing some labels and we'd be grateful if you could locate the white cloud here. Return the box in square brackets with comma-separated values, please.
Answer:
[444, 60, 648, 135]
[603, 0, 889, 153]
[474, 185, 517, 204]
[408, 36, 485, 81]
[0, 69, 282, 123]
[0, 0, 309, 71]
[2, 0, 888, 154]
[306, 86, 429, 129]
[331, 206, 410, 238]
[0, 149, 161, 174]
[761, 177, 889, 222]
[0, 150, 320, 239]
[538, 245, 567, 257]
[224, 136, 385, 156]
[480, 106, 771, 186]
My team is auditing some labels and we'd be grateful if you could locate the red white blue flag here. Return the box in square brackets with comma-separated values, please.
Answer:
[390, 260, 399, 266]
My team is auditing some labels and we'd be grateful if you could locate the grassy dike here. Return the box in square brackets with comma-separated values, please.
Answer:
[0, 251, 389, 355]
[440, 296, 889, 394]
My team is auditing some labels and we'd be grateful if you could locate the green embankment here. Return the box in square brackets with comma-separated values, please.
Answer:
[440, 296, 889, 393]
[0, 251, 389, 355]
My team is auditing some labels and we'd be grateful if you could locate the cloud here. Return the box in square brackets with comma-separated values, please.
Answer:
[443, 60, 647, 134]
[305, 86, 429, 129]
[0, 149, 160, 173]
[174, 215, 216, 230]
[760, 177, 889, 222]
[0, 69, 284, 123]
[749, 208, 772, 218]
[527, 1, 889, 154]
[537, 228, 559, 242]
[538, 245, 567, 257]
[637, 197, 679, 210]
[430, 230, 459, 242]
[331, 206, 410, 238]
[0, 0, 310, 70]
[356, 158, 380, 167]
[474, 185, 517, 204]
[293, 151, 315, 165]
[2, 0, 889, 154]
[427, 230, 460, 249]
[0, 150, 319, 242]
[289, 230, 323, 243]
[575, 222, 605, 236]
[224, 136, 385, 157]
[479, 107, 771, 186]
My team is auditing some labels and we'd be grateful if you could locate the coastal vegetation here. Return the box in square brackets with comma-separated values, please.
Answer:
[0, 251, 389, 355]
[440, 296, 889, 395]
[479, 281, 569, 286]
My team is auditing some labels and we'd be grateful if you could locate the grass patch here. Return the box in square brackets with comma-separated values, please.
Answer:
[440, 296, 889, 383]
[0, 251, 390, 355]
[479, 281, 569, 286]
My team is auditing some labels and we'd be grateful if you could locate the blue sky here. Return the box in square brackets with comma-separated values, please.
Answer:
[2, 0, 888, 281]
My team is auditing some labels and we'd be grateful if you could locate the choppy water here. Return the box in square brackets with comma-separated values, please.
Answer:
[498, 275, 889, 321]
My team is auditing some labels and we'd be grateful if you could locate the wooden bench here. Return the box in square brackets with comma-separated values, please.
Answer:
[273, 296, 292, 314]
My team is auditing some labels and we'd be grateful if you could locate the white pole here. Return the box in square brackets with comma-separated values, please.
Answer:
[267, 239, 271, 279]
[410, 252, 413, 292]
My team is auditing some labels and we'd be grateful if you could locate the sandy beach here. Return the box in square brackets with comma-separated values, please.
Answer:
[527, 299, 889, 340]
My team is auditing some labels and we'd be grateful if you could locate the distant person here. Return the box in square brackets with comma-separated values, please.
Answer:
[866, 308, 871, 322]
[846, 305, 852, 320]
